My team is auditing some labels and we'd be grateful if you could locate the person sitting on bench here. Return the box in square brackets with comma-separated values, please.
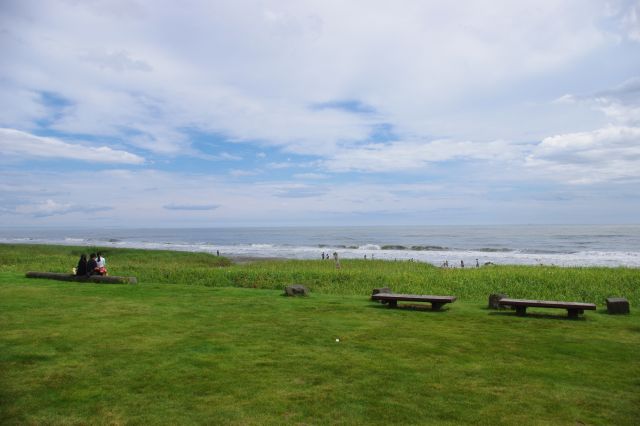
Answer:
[87, 253, 100, 276]
[75, 254, 88, 276]
[95, 251, 108, 276]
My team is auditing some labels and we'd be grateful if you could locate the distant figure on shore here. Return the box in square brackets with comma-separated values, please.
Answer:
[322, 252, 325, 260]
[460, 260, 464, 268]
[96, 252, 108, 276]
[364, 254, 367, 260]
[216, 250, 220, 256]
[333, 252, 341, 269]
[75, 254, 87, 276]
[476, 258, 479, 268]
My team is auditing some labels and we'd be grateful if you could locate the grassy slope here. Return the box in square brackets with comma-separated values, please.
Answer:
[1, 244, 639, 424]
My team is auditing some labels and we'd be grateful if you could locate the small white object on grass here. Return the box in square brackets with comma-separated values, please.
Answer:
[336, 338, 340, 342]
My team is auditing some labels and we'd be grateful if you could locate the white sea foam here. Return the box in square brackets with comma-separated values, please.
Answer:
[250, 243, 274, 249]
[2, 225, 640, 267]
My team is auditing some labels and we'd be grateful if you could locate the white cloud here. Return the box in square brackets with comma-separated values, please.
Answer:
[0, 2, 638, 226]
[526, 126, 640, 184]
[0, 86, 49, 130]
[219, 152, 243, 161]
[163, 203, 220, 211]
[79, 49, 153, 72]
[621, 1, 640, 41]
[324, 139, 521, 172]
[591, 77, 640, 125]
[13, 199, 111, 217]
[293, 173, 328, 180]
[525, 77, 640, 184]
[229, 169, 259, 177]
[0, 0, 617, 157]
[1, 167, 638, 226]
[267, 160, 318, 169]
[0, 169, 478, 225]
[0, 128, 145, 164]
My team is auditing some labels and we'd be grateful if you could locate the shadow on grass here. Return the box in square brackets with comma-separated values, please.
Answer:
[488, 310, 587, 321]
[594, 309, 631, 316]
[1, 353, 53, 364]
[368, 303, 450, 313]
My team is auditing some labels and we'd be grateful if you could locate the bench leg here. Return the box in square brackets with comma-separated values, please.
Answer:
[515, 306, 527, 316]
[567, 309, 582, 318]
[431, 302, 443, 311]
[388, 300, 397, 308]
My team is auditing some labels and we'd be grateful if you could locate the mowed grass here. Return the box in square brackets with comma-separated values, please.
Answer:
[1, 277, 639, 425]
[1, 244, 639, 424]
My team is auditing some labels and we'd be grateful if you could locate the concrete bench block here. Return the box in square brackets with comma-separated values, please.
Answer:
[488, 293, 508, 309]
[606, 297, 630, 314]
[284, 284, 309, 297]
[372, 287, 392, 304]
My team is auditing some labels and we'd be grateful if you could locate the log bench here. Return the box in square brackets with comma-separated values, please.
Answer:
[371, 293, 456, 310]
[26, 271, 137, 285]
[498, 298, 596, 318]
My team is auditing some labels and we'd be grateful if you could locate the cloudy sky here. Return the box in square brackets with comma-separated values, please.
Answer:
[1, 0, 639, 227]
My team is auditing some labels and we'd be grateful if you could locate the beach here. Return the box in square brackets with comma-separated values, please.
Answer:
[2, 224, 640, 267]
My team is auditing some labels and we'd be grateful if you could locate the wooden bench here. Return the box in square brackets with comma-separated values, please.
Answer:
[498, 298, 596, 318]
[371, 293, 456, 310]
[26, 271, 137, 285]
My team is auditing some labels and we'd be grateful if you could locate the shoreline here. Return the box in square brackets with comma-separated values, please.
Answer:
[2, 241, 640, 268]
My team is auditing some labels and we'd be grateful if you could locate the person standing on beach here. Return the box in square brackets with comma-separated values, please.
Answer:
[476, 259, 479, 268]
[333, 252, 341, 269]
[460, 260, 464, 268]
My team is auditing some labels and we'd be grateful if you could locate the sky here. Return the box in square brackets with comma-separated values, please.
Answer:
[1, 0, 639, 227]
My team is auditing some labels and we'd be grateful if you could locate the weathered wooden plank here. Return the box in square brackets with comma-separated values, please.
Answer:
[498, 298, 596, 318]
[371, 293, 456, 303]
[498, 298, 595, 310]
[371, 293, 456, 310]
[25, 271, 137, 285]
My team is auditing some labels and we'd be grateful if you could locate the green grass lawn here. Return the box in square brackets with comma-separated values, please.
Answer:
[1, 244, 639, 424]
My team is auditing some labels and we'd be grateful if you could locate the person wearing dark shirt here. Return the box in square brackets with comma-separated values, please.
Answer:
[87, 253, 98, 276]
[76, 254, 88, 276]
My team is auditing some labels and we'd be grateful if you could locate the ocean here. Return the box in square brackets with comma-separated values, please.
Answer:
[2, 225, 640, 267]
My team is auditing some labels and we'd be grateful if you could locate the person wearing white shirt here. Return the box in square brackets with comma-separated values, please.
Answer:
[96, 252, 107, 275]
[96, 252, 107, 268]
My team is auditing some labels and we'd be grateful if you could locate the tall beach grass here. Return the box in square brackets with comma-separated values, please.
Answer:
[1, 243, 638, 304]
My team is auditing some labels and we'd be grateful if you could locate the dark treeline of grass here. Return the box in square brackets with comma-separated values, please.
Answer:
[1, 243, 638, 304]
